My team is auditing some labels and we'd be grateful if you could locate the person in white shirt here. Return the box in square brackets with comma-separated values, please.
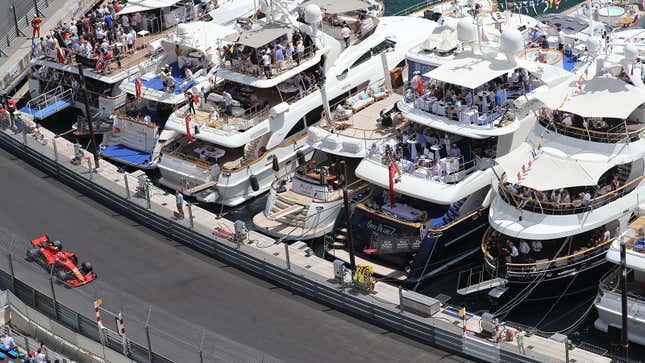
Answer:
[126, 31, 135, 53]
[2, 333, 15, 351]
[223, 91, 233, 116]
[341, 22, 351, 48]
[603, 229, 611, 242]
[561, 115, 572, 126]
[558, 27, 565, 51]
[410, 71, 421, 95]
[531, 240, 543, 258]
[519, 240, 531, 262]
[509, 242, 519, 262]
[262, 49, 272, 79]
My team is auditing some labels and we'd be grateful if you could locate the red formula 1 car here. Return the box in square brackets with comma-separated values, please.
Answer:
[25, 235, 97, 287]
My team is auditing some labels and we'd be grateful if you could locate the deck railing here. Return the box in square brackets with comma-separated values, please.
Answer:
[498, 175, 644, 215]
[539, 117, 645, 143]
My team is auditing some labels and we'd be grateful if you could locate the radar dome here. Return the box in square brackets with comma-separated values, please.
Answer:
[586, 36, 601, 52]
[176, 23, 190, 37]
[457, 18, 477, 43]
[499, 27, 523, 54]
[304, 4, 323, 24]
[624, 43, 639, 60]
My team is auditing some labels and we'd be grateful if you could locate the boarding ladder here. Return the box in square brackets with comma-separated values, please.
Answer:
[20, 86, 73, 120]
[456, 264, 507, 296]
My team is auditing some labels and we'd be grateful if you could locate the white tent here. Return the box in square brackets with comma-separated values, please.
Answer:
[496, 143, 615, 191]
[532, 75, 645, 119]
[117, 0, 182, 15]
[424, 56, 518, 89]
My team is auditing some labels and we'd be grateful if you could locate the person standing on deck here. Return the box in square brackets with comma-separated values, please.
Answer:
[341, 22, 352, 48]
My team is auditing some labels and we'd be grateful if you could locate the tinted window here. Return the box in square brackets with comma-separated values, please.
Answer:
[350, 51, 372, 69]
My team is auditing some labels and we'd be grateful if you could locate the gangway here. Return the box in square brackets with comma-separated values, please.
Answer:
[20, 86, 73, 120]
[456, 265, 507, 295]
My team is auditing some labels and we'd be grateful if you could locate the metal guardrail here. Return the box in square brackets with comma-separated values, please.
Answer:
[0, 124, 568, 363]
[0, 270, 172, 363]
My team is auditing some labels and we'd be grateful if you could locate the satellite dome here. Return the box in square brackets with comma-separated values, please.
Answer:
[586, 36, 601, 52]
[624, 43, 639, 60]
[304, 4, 323, 24]
[499, 27, 523, 54]
[457, 18, 477, 43]
[176, 23, 190, 37]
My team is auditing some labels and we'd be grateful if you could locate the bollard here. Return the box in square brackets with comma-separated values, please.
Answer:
[49, 267, 59, 319]
[145, 182, 152, 209]
[87, 158, 93, 180]
[124, 174, 131, 199]
[8, 253, 15, 292]
[144, 324, 153, 362]
[52, 137, 58, 162]
[284, 242, 291, 270]
[187, 203, 194, 228]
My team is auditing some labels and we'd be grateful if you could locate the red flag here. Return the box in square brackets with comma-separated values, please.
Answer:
[185, 114, 193, 142]
[95, 53, 104, 72]
[388, 162, 397, 208]
[135, 78, 142, 101]
[517, 171, 521, 181]
[56, 47, 65, 64]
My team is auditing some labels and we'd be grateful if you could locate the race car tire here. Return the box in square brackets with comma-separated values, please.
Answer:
[26, 248, 39, 261]
[57, 270, 70, 283]
[81, 262, 93, 273]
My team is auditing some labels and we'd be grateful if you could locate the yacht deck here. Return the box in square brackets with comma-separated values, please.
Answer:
[334, 94, 403, 139]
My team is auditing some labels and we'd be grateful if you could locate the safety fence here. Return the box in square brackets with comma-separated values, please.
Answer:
[0, 268, 170, 362]
[0, 121, 607, 363]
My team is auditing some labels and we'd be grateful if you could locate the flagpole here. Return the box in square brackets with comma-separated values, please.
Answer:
[76, 58, 100, 169]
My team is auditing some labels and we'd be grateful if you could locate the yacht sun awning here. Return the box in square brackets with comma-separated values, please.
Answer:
[303, 0, 370, 14]
[533, 75, 645, 119]
[225, 24, 292, 48]
[117, 0, 182, 15]
[496, 143, 614, 191]
[424, 56, 518, 89]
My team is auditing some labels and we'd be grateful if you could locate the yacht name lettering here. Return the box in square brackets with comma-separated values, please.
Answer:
[366, 220, 396, 235]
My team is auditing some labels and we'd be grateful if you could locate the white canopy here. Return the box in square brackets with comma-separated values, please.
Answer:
[304, 0, 370, 14]
[226, 23, 292, 48]
[425, 56, 518, 89]
[532, 75, 645, 119]
[496, 143, 614, 191]
[117, 0, 182, 15]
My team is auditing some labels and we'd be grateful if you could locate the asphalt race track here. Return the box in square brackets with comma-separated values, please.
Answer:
[0, 148, 470, 362]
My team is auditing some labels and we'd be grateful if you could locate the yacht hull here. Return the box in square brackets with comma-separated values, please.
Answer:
[348, 205, 488, 281]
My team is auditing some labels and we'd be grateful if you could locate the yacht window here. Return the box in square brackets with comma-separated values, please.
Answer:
[350, 51, 372, 69]
[371, 41, 391, 55]
[286, 118, 306, 138]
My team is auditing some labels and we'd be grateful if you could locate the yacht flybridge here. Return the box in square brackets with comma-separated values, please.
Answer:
[25, 0, 211, 133]
[99, 21, 235, 169]
[156, 0, 437, 206]
[476, 40, 645, 301]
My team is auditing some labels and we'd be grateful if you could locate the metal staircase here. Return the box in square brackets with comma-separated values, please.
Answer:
[456, 265, 507, 296]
